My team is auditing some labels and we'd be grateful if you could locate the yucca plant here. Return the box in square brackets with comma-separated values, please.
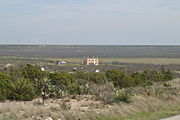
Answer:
[152, 86, 166, 97]
[143, 85, 166, 97]
[7, 78, 36, 101]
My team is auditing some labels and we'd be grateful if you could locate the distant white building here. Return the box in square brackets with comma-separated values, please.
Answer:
[84, 57, 99, 66]
[56, 61, 67, 65]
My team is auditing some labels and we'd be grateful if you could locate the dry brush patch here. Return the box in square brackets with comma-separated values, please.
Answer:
[0, 79, 180, 120]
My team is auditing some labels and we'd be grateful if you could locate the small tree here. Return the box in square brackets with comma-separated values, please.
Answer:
[106, 70, 132, 89]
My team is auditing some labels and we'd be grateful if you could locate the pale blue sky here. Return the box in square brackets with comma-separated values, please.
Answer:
[0, 0, 180, 45]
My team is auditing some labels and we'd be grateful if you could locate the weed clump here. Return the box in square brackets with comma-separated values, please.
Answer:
[114, 90, 132, 103]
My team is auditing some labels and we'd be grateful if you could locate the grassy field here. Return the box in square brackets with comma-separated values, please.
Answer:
[46, 57, 180, 65]
[103, 58, 180, 65]
[1, 56, 180, 65]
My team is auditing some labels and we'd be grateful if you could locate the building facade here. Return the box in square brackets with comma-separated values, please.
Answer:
[84, 57, 99, 66]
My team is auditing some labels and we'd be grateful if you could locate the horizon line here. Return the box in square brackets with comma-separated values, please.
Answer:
[0, 44, 180, 46]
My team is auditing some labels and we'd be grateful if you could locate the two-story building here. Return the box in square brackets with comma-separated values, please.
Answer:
[84, 57, 99, 66]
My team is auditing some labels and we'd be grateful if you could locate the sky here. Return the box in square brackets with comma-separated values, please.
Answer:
[0, 0, 180, 45]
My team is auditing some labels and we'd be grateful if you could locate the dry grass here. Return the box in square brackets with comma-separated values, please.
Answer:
[0, 102, 59, 120]
[1, 96, 179, 120]
[0, 79, 180, 120]
[103, 58, 180, 65]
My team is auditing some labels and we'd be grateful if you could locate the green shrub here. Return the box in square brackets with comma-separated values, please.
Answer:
[74, 72, 88, 80]
[143, 70, 162, 82]
[114, 90, 132, 103]
[162, 70, 174, 81]
[75, 72, 107, 85]
[20, 64, 46, 82]
[49, 72, 75, 90]
[0, 64, 174, 102]
[49, 72, 83, 96]
[68, 84, 82, 96]
[105, 70, 132, 89]
[131, 72, 146, 86]
[0, 72, 10, 101]
[7, 78, 36, 101]
[142, 70, 174, 82]
[88, 72, 107, 85]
